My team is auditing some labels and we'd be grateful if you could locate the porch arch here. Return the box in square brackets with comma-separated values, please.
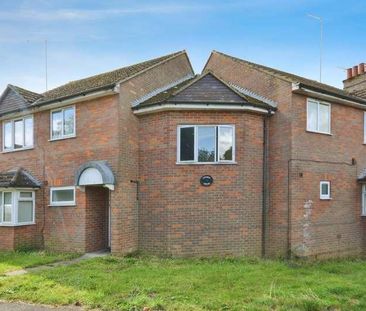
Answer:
[75, 161, 115, 190]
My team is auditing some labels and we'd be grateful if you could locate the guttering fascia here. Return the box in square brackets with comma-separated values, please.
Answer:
[292, 82, 366, 110]
[133, 103, 274, 115]
[0, 87, 118, 121]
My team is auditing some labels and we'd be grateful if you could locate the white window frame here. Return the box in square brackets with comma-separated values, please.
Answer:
[320, 181, 331, 200]
[2, 115, 34, 152]
[0, 190, 35, 226]
[50, 106, 76, 141]
[50, 186, 76, 206]
[177, 125, 235, 164]
[363, 112, 366, 144]
[306, 98, 331, 134]
[362, 185, 366, 216]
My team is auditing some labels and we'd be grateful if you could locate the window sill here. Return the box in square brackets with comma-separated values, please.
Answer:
[49, 135, 76, 142]
[2, 147, 34, 154]
[176, 162, 238, 165]
[49, 204, 76, 207]
[0, 222, 35, 227]
[320, 198, 332, 200]
[306, 130, 332, 136]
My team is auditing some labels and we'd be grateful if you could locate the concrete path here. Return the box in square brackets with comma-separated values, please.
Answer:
[5, 250, 109, 277]
[0, 301, 82, 310]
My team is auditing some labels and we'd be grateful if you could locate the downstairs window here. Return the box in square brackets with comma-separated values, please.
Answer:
[362, 185, 366, 216]
[178, 125, 235, 163]
[0, 190, 35, 225]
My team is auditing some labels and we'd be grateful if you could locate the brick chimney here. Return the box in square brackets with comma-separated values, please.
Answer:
[343, 63, 366, 97]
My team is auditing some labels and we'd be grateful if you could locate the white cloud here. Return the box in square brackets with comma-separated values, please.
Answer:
[0, 0, 304, 22]
[0, 5, 216, 21]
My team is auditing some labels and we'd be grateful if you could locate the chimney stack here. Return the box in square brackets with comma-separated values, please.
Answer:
[359, 63, 365, 74]
[343, 62, 366, 97]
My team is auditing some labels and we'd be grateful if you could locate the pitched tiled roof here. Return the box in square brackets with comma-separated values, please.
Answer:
[0, 168, 41, 188]
[210, 51, 366, 104]
[11, 85, 43, 103]
[0, 51, 187, 116]
[0, 85, 32, 116]
[137, 76, 197, 106]
[136, 72, 275, 110]
[37, 51, 185, 104]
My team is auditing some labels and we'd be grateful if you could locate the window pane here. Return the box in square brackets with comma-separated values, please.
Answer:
[4, 122, 12, 150]
[319, 103, 330, 133]
[180, 127, 194, 161]
[3, 192, 11, 222]
[321, 183, 329, 195]
[197, 126, 215, 162]
[24, 117, 33, 147]
[20, 192, 32, 198]
[307, 101, 318, 131]
[3, 205, 12, 222]
[219, 127, 233, 161]
[52, 111, 63, 138]
[52, 189, 74, 203]
[63, 108, 75, 136]
[14, 119, 24, 149]
[18, 201, 33, 223]
[4, 192, 12, 205]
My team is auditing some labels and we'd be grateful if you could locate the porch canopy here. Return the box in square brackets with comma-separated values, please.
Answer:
[75, 161, 115, 190]
[358, 169, 366, 183]
[0, 168, 41, 188]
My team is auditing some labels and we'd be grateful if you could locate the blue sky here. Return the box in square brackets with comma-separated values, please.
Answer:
[1, 0, 366, 94]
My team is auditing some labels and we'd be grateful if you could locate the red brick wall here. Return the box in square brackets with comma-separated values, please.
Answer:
[111, 52, 194, 255]
[206, 51, 366, 259]
[205, 52, 293, 257]
[0, 94, 120, 252]
[85, 187, 109, 252]
[289, 94, 366, 258]
[138, 111, 264, 257]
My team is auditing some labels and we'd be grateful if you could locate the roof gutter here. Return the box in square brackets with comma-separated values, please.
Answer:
[0, 86, 118, 120]
[133, 103, 275, 115]
[292, 82, 366, 110]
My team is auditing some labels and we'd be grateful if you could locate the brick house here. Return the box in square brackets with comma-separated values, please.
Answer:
[1, 49, 366, 258]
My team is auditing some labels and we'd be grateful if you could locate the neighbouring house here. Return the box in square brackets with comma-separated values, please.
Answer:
[1, 49, 366, 259]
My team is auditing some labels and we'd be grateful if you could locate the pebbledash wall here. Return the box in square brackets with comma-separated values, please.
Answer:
[138, 111, 265, 257]
[205, 51, 366, 259]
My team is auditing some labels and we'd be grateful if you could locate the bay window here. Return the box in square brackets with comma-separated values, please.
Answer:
[0, 190, 35, 225]
[3, 116, 33, 151]
[51, 106, 75, 140]
[178, 125, 235, 163]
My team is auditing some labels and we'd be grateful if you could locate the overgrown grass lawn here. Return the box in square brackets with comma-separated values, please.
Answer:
[1, 256, 366, 310]
[0, 251, 77, 274]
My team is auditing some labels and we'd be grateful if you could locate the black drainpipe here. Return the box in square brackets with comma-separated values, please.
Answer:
[262, 111, 271, 258]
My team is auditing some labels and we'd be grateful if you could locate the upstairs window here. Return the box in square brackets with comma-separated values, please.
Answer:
[51, 106, 75, 140]
[320, 181, 331, 200]
[178, 125, 235, 163]
[3, 116, 33, 151]
[0, 191, 35, 226]
[307, 99, 331, 134]
[364, 112, 366, 144]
